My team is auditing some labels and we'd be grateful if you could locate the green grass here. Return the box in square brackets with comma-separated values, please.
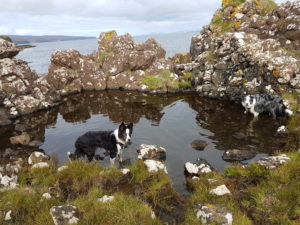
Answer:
[74, 188, 163, 225]
[142, 69, 179, 91]
[98, 51, 113, 67]
[225, 153, 300, 224]
[2, 150, 300, 224]
[259, 0, 278, 16]
[183, 172, 252, 225]
[0, 188, 63, 225]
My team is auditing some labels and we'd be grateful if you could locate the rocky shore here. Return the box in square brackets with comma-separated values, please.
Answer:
[1, 0, 300, 126]
[0, 0, 300, 224]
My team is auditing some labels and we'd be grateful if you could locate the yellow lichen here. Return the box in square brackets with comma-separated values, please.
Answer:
[234, 20, 241, 29]
[105, 31, 115, 41]
[272, 70, 280, 77]
[256, 0, 262, 8]
[235, 69, 243, 75]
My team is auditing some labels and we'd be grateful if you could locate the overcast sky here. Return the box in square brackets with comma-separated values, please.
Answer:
[0, 0, 291, 37]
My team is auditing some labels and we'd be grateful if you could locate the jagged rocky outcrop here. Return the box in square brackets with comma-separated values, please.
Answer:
[183, 0, 300, 102]
[0, 36, 61, 126]
[46, 31, 184, 95]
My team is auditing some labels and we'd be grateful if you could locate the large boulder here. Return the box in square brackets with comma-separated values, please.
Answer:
[48, 31, 179, 94]
[187, 0, 300, 102]
[0, 39, 20, 59]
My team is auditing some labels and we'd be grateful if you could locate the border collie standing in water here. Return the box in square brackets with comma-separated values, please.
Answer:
[242, 93, 293, 119]
[68, 122, 133, 165]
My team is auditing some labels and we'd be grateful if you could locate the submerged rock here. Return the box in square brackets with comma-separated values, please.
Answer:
[195, 204, 233, 225]
[50, 205, 81, 225]
[136, 144, 166, 160]
[222, 149, 257, 161]
[190, 140, 209, 151]
[184, 158, 213, 177]
[257, 154, 290, 169]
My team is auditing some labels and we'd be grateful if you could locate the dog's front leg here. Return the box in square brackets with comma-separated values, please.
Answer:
[118, 148, 124, 162]
[110, 157, 116, 165]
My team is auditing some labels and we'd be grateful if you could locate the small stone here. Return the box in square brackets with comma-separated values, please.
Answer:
[121, 168, 130, 175]
[144, 160, 168, 174]
[28, 151, 49, 165]
[195, 204, 232, 225]
[190, 140, 209, 151]
[42, 192, 52, 199]
[5, 210, 12, 221]
[184, 158, 213, 177]
[98, 195, 115, 203]
[136, 144, 166, 160]
[57, 166, 68, 172]
[210, 185, 231, 196]
[31, 162, 49, 169]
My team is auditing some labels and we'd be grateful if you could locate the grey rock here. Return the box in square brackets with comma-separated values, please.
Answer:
[257, 154, 290, 169]
[222, 149, 257, 162]
[185, 158, 213, 177]
[194, 203, 233, 225]
[136, 144, 166, 160]
[50, 205, 81, 225]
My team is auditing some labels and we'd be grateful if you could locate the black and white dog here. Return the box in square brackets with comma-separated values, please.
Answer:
[68, 122, 133, 165]
[242, 93, 293, 118]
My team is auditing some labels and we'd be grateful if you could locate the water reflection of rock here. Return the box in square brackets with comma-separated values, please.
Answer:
[58, 91, 181, 124]
[0, 91, 184, 157]
[187, 97, 286, 154]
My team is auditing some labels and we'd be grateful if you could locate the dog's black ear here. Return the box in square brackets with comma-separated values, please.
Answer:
[128, 122, 133, 132]
[119, 122, 126, 131]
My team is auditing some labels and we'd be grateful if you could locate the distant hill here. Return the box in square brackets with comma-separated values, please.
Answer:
[7, 35, 95, 44]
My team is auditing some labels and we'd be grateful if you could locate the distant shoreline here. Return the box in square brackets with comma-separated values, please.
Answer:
[7, 35, 96, 45]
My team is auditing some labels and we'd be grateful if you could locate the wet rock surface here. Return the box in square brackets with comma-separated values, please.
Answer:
[222, 149, 257, 162]
[194, 203, 233, 225]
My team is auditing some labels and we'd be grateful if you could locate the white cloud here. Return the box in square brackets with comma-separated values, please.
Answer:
[0, 0, 295, 36]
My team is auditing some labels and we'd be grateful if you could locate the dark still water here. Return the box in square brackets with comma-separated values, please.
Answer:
[1, 91, 287, 193]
